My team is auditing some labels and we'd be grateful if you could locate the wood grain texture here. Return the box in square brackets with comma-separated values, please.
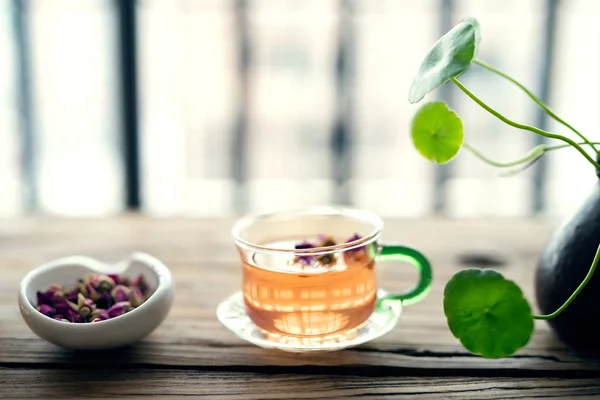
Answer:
[1, 216, 600, 378]
[2, 369, 600, 399]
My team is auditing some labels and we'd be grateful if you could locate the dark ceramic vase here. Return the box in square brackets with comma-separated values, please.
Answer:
[535, 179, 600, 352]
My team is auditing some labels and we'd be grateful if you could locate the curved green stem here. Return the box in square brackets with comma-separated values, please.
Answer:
[464, 141, 600, 169]
[533, 244, 600, 320]
[545, 142, 600, 151]
[464, 143, 544, 168]
[450, 77, 600, 171]
[500, 154, 545, 177]
[473, 59, 598, 155]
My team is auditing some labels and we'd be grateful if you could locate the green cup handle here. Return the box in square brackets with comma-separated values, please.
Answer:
[376, 243, 433, 306]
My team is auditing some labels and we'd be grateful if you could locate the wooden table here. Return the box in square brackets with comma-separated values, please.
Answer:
[2, 216, 600, 399]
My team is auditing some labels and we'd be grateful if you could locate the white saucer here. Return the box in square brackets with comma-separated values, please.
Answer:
[216, 290, 402, 352]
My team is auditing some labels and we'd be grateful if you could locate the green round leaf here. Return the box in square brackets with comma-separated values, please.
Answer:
[410, 101, 464, 164]
[444, 269, 534, 359]
[408, 17, 481, 104]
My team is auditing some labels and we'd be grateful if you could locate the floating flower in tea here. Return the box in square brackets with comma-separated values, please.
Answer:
[293, 233, 365, 267]
[34, 272, 153, 323]
[294, 241, 316, 266]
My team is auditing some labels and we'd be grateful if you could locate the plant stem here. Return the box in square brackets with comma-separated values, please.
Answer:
[450, 77, 600, 171]
[500, 154, 544, 177]
[533, 244, 600, 320]
[464, 142, 600, 168]
[545, 142, 600, 151]
[473, 59, 598, 155]
[464, 143, 544, 168]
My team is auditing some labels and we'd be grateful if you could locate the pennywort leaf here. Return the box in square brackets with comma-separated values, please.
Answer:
[443, 269, 534, 359]
[408, 17, 481, 104]
[410, 101, 464, 164]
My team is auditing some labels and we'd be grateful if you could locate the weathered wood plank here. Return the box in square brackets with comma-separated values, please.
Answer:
[1, 216, 599, 374]
[1, 369, 600, 399]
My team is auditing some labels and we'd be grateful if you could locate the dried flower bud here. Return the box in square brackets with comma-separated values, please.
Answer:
[294, 241, 316, 266]
[108, 301, 133, 318]
[90, 274, 116, 293]
[66, 289, 78, 303]
[36, 283, 65, 306]
[37, 304, 55, 317]
[133, 274, 149, 295]
[317, 254, 336, 266]
[346, 233, 361, 242]
[296, 241, 315, 250]
[67, 309, 79, 323]
[76, 282, 88, 297]
[344, 233, 366, 261]
[318, 235, 337, 247]
[82, 273, 95, 284]
[96, 293, 112, 310]
[129, 287, 144, 308]
[91, 308, 109, 321]
[53, 300, 70, 317]
[77, 293, 95, 318]
[35, 272, 152, 323]
[66, 299, 78, 313]
[108, 273, 131, 286]
[79, 307, 91, 318]
[111, 285, 131, 303]
[66, 293, 93, 315]
[345, 233, 363, 250]
[86, 284, 100, 302]
[48, 283, 65, 298]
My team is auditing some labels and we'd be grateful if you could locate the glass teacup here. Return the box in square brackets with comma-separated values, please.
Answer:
[230, 207, 432, 341]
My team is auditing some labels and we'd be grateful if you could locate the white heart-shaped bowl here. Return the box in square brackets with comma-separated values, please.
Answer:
[18, 252, 174, 350]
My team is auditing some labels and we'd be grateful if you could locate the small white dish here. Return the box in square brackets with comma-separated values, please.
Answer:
[217, 289, 402, 352]
[18, 252, 174, 350]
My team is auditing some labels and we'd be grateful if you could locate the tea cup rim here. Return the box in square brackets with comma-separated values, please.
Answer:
[231, 206, 383, 255]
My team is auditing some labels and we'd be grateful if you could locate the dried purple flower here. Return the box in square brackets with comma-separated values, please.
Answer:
[86, 283, 100, 302]
[129, 287, 144, 308]
[36, 283, 64, 306]
[66, 293, 95, 319]
[36, 304, 54, 316]
[89, 274, 116, 293]
[66, 289, 79, 303]
[91, 308, 109, 321]
[133, 274, 149, 295]
[316, 236, 338, 266]
[108, 273, 131, 287]
[317, 254, 336, 266]
[53, 300, 71, 317]
[67, 309, 79, 323]
[95, 293, 112, 310]
[346, 233, 362, 243]
[318, 235, 337, 247]
[345, 233, 366, 254]
[296, 241, 315, 250]
[34, 272, 152, 323]
[293, 234, 368, 267]
[111, 285, 131, 303]
[76, 282, 88, 297]
[108, 301, 133, 318]
[294, 241, 316, 264]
